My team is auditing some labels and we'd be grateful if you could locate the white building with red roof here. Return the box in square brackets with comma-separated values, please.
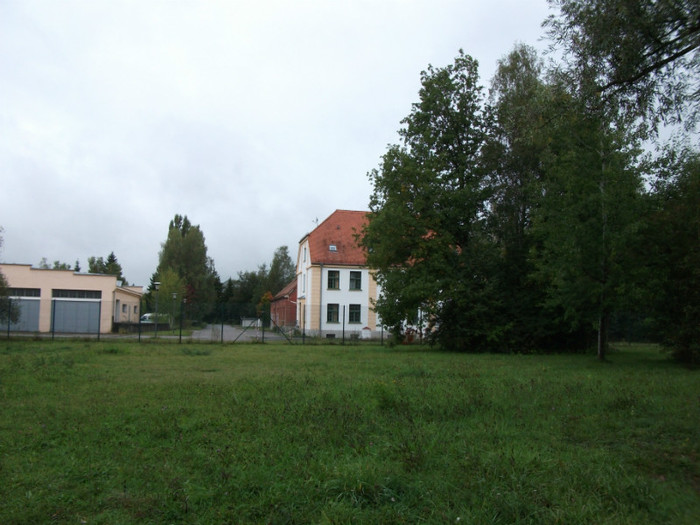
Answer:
[296, 210, 381, 339]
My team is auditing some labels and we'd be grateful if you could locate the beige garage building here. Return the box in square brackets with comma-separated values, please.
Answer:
[1, 263, 143, 334]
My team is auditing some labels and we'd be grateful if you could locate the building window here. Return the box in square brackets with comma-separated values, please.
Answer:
[9, 288, 40, 297]
[52, 289, 102, 299]
[303, 247, 307, 262]
[349, 271, 362, 290]
[327, 303, 339, 323]
[328, 270, 340, 289]
[134, 305, 138, 314]
[122, 304, 127, 313]
[302, 274, 306, 293]
[349, 304, 361, 324]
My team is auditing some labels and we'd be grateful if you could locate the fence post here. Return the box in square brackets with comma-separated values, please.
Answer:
[342, 305, 345, 345]
[97, 300, 102, 341]
[179, 299, 184, 343]
[6, 297, 11, 339]
[220, 304, 224, 343]
[51, 298, 56, 341]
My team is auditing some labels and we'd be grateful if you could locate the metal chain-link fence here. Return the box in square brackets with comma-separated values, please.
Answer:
[3, 297, 386, 344]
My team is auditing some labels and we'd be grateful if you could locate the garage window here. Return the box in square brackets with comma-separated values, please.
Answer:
[52, 289, 102, 299]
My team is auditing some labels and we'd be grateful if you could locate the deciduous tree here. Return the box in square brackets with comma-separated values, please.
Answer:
[483, 44, 565, 350]
[641, 145, 700, 364]
[363, 51, 498, 350]
[157, 214, 217, 320]
[530, 80, 644, 360]
[544, 0, 700, 132]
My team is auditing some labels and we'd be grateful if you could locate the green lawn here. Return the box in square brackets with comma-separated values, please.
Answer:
[0, 341, 697, 524]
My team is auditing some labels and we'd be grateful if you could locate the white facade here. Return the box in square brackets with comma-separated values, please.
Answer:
[295, 212, 382, 338]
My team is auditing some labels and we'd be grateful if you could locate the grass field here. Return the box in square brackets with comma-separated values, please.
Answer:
[0, 341, 698, 524]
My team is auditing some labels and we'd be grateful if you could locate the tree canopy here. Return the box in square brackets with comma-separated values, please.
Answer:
[362, 2, 698, 363]
[544, 0, 700, 131]
[154, 214, 217, 320]
[38, 258, 72, 270]
[219, 245, 296, 321]
[88, 252, 127, 283]
[363, 51, 499, 351]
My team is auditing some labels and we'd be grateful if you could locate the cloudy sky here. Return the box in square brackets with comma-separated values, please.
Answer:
[1, 0, 552, 287]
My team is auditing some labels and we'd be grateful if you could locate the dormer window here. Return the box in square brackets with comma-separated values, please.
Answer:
[329, 245, 337, 252]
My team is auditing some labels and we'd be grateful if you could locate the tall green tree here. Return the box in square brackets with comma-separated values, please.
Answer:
[157, 214, 217, 320]
[531, 78, 644, 360]
[545, 0, 700, 362]
[363, 51, 499, 350]
[266, 246, 296, 295]
[641, 145, 700, 364]
[545, 0, 700, 131]
[483, 44, 566, 350]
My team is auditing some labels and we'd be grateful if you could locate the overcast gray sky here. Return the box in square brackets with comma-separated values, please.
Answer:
[1, 0, 551, 287]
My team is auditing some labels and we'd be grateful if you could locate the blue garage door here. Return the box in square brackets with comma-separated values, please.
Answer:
[51, 289, 102, 334]
[10, 298, 40, 332]
[7, 289, 41, 332]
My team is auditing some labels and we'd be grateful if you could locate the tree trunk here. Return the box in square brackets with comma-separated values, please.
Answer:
[597, 312, 608, 360]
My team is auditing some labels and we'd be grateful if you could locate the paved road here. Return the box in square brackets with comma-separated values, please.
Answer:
[191, 324, 289, 342]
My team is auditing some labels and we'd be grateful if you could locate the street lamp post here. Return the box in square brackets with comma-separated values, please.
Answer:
[179, 298, 186, 343]
[172, 293, 177, 330]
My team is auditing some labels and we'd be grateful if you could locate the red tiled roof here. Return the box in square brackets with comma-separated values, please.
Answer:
[305, 210, 369, 266]
[272, 279, 297, 301]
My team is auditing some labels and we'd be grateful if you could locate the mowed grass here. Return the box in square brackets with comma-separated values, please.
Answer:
[0, 341, 697, 524]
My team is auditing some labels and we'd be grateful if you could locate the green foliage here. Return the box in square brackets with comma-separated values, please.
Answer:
[545, 0, 700, 131]
[0, 342, 697, 523]
[267, 245, 296, 295]
[530, 82, 645, 359]
[0, 269, 20, 326]
[219, 245, 296, 322]
[38, 257, 71, 270]
[157, 214, 217, 321]
[87, 251, 127, 283]
[154, 268, 187, 325]
[364, 28, 686, 359]
[641, 147, 700, 365]
[483, 44, 573, 351]
[365, 51, 501, 351]
[0, 229, 19, 324]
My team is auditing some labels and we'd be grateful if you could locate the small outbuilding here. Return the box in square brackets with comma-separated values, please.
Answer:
[270, 279, 297, 329]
